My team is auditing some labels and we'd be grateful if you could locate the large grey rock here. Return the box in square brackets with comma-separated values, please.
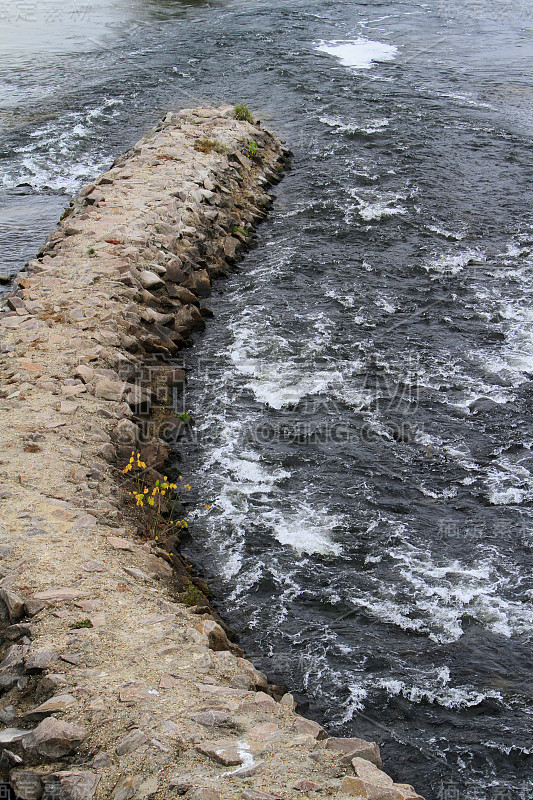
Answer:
[0, 728, 31, 745]
[25, 650, 59, 673]
[22, 716, 86, 759]
[0, 644, 29, 673]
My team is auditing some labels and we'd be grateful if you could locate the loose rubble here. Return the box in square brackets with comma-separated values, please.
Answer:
[0, 106, 425, 799]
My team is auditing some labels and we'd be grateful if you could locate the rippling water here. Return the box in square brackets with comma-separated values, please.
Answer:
[1, 1, 532, 796]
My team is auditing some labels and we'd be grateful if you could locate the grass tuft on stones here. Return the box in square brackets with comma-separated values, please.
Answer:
[69, 619, 93, 629]
[178, 580, 208, 606]
[193, 138, 226, 154]
[234, 104, 254, 123]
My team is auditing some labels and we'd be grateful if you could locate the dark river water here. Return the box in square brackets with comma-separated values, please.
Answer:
[1, 1, 533, 797]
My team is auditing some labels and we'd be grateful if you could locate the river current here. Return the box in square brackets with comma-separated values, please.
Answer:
[1, 1, 532, 797]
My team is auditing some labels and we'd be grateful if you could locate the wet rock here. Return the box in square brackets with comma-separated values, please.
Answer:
[115, 728, 148, 755]
[22, 716, 86, 759]
[196, 739, 243, 766]
[9, 769, 43, 800]
[25, 650, 59, 673]
[0, 588, 25, 621]
[326, 736, 382, 768]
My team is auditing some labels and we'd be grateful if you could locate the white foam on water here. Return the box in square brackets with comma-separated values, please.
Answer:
[1, 98, 123, 192]
[378, 674, 504, 710]
[424, 247, 486, 277]
[319, 114, 390, 135]
[351, 193, 408, 222]
[316, 38, 398, 70]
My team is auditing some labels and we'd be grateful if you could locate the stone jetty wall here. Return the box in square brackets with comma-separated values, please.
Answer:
[0, 106, 424, 800]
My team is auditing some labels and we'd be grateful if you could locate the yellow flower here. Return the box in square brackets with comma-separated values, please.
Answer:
[205, 504, 211, 510]
[148, 497, 155, 506]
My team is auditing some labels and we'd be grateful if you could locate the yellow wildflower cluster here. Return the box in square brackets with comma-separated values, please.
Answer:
[122, 451, 147, 474]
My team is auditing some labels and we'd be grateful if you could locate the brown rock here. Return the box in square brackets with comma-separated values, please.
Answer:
[25, 694, 76, 720]
[195, 619, 231, 652]
[196, 739, 242, 766]
[112, 776, 141, 800]
[94, 377, 125, 401]
[24, 599, 46, 617]
[22, 716, 86, 759]
[0, 644, 29, 673]
[53, 771, 100, 800]
[119, 682, 151, 702]
[341, 776, 368, 796]
[326, 736, 382, 768]
[5, 623, 33, 641]
[189, 789, 221, 800]
[145, 554, 173, 579]
[9, 769, 43, 800]
[107, 536, 135, 551]
[25, 650, 59, 673]
[82, 560, 106, 573]
[351, 758, 394, 787]
[0, 588, 25, 621]
[294, 717, 328, 740]
[159, 673, 179, 689]
[33, 588, 90, 602]
[116, 729, 148, 755]
[73, 364, 94, 383]
[293, 781, 321, 792]
[190, 710, 235, 729]
[242, 793, 284, 800]
[36, 674, 67, 694]
[112, 418, 140, 446]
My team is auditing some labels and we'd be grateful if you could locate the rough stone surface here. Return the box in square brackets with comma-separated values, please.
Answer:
[9, 769, 44, 800]
[22, 716, 87, 759]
